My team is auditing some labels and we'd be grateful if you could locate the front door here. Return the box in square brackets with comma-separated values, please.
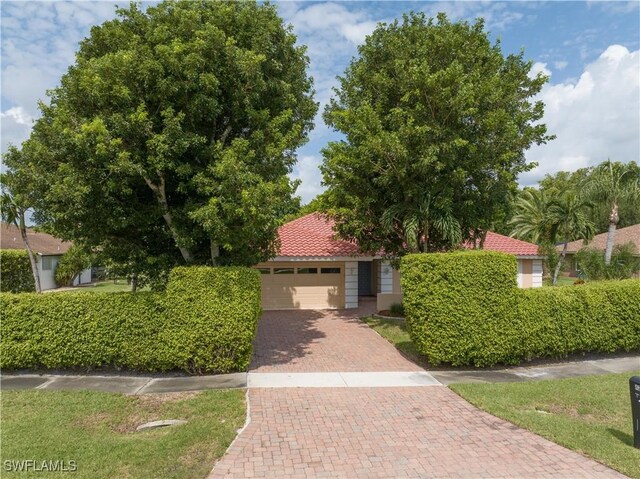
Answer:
[358, 261, 372, 296]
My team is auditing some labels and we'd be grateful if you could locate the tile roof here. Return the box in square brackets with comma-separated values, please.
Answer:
[560, 223, 640, 254]
[1, 222, 71, 255]
[277, 214, 362, 257]
[276, 214, 540, 258]
[468, 232, 540, 256]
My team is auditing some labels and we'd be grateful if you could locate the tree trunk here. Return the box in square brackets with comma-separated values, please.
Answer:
[604, 202, 619, 265]
[552, 242, 568, 286]
[210, 240, 219, 265]
[144, 174, 194, 263]
[130, 272, 138, 293]
[18, 217, 41, 292]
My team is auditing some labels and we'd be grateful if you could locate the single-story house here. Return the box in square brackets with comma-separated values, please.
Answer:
[255, 213, 543, 311]
[1, 222, 92, 291]
[559, 223, 640, 278]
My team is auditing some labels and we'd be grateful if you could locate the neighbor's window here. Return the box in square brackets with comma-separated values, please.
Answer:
[41, 256, 54, 271]
[320, 267, 341, 274]
[297, 267, 318, 274]
[273, 268, 294, 274]
[257, 268, 271, 275]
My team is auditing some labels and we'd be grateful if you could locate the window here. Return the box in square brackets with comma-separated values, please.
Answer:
[41, 256, 54, 271]
[320, 267, 341, 274]
[273, 268, 294, 274]
[257, 268, 271, 275]
[297, 267, 317, 274]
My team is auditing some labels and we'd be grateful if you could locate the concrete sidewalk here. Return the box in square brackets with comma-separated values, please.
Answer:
[2, 354, 638, 394]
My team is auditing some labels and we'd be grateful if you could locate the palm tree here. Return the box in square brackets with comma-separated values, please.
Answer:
[585, 160, 640, 264]
[508, 189, 550, 244]
[381, 193, 462, 253]
[547, 192, 596, 285]
[0, 190, 42, 292]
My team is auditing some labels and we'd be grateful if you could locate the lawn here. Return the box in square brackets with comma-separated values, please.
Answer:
[1, 389, 245, 479]
[451, 373, 640, 478]
[58, 280, 147, 293]
[361, 316, 428, 367]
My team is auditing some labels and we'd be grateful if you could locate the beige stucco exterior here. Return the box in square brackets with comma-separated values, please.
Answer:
[256, 261, 345, 310]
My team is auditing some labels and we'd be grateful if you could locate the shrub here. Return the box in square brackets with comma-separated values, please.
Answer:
[0, 266, 261, 374]
[161, 266, 262, 374]
[389, 303, 405, 317]
[0, 250, 35, 293]
[55, 245, 92, 287]
[576, 242, 640, 281]
[401, 251, 640, 367]
[401, 251, 519, 367]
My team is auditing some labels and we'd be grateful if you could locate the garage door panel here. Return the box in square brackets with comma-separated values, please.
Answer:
[257, 262, 344, 310]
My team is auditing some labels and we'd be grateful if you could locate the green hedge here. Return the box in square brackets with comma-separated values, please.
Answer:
[0, 266, 261, 374]
[1, 250, 36, 293]
[401, 251, 640, 367]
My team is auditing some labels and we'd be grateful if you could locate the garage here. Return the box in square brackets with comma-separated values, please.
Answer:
[256, 262, 345, 310]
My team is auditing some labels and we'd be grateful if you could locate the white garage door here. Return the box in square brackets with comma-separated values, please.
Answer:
[256, 262, 345, 310]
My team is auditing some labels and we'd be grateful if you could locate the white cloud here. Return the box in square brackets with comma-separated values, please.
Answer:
[522, 45, 640, 185]
[530, 62, 551, 79]
[554, 60, 568, 70]
[1, 1, 121, 151]
[291, 155, 324, 204]
[422, 1, 524, 31]
[1, 107, 33, 152]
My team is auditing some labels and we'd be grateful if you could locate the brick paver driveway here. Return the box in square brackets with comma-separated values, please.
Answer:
[210, 304, 625, 478]
[250, 298, 421, 372]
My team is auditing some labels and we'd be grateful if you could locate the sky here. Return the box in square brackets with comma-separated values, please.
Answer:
[2, 1, 639, 204]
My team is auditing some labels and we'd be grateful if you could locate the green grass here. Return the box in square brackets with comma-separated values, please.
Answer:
[1, 389, 245, 479]
[361, 316, 428, 366]
[59, 280, 148, 293]
[451, 373, 640, 478]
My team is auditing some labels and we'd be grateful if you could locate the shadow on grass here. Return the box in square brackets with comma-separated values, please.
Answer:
[607, 428, 634, 447]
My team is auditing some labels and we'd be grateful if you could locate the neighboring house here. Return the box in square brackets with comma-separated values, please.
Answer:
[558, 223, 640, 278]
[255, 214, 543, 311]
[0, 222, 91, 290]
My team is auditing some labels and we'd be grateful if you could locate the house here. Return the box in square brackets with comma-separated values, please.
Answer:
[255, 213, 543, 311]
[559, 223, 640, 277]
[0, 222, 92, 290]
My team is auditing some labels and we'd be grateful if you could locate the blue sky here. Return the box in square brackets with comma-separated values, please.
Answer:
[2, 1, 639, 204]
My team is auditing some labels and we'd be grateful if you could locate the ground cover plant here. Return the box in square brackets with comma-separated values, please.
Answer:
[1, 389, 245, 479]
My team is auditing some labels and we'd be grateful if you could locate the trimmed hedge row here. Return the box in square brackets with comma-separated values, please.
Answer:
[401, 251, 640, 367]
[1, 250, 36, 293]
[0, 266, 261, 374]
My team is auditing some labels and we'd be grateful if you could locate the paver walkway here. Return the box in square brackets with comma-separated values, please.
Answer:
[211, 303, 629, 478]
[210, 387, 625, 479]
[250, 298, 420, 372]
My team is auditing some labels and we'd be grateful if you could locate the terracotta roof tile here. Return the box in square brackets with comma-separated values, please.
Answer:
[467, 232, 540, 256]
[1, 222, 71, 255]
[277, 214, 540, 257]
[277, 214, 361, 257]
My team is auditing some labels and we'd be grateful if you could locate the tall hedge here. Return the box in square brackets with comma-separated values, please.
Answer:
[162, 266, 262, 374]
[1, 250, 36, 293]
[401, 251, 640, 367]
[0, 266, 261, 373]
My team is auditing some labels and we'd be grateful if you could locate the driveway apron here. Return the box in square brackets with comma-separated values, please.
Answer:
[210, 303, 626, 478]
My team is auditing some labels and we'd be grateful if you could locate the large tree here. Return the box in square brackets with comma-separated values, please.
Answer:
[4, 0, 316, 279]
[321, 13, 552, 256]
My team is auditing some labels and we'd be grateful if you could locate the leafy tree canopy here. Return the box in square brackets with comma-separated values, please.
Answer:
[321, 12, 552, 256]
[4, 0, 317, 279]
